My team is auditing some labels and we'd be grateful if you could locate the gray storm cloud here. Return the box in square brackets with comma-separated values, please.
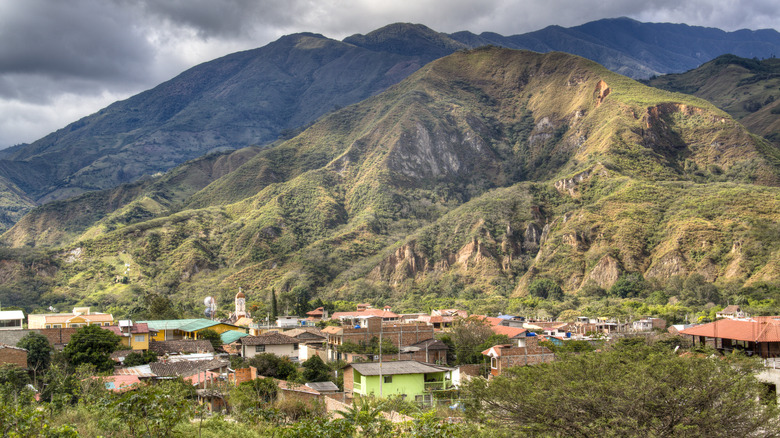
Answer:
[0, 0, 778, 147]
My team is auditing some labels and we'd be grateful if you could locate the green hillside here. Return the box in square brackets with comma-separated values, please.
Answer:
[646, 55, 780, 144]
[3, 47, 780, 320]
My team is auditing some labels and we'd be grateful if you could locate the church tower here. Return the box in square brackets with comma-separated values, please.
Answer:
[235, 287, 247, 318]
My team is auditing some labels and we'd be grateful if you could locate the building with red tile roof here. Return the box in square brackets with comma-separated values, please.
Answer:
[680, 317, 780, 358]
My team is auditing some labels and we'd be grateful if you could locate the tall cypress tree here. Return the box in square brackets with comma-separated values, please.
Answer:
[271, 288, 278, 323]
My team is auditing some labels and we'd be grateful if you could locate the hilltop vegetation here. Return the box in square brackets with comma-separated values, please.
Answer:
[1, 47, 780, 319]
[646, 54, 780, 144]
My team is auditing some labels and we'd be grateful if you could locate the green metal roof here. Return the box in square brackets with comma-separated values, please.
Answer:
[139, 319, 219, 332]
[221, 330, 249, 344]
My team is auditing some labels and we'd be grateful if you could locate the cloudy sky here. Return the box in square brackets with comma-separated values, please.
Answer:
[1, 0, 778, 148]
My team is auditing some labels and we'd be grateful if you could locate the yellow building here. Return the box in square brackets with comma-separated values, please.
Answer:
[139, 319, 246, 341]
[104, 321, 153, 351]
[28, 307, 114, 329]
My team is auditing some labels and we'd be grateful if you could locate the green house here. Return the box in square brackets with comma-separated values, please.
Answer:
[346, 360, 454, 401]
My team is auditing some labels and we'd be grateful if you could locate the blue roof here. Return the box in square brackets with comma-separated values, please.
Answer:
[497, 315, 516, 320]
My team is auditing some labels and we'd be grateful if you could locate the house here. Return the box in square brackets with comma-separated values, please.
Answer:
[331, 305, 400, 325]
[680, 317, 780, 358]
[28, 307, 113, 329]
[0, 343, 27, 368]
[631, 317, 667, 332]
[343, 360, 454, 401]
[283, 327, 326, 348]
[239, 332, 299, 359]
[140, 319, 245, 341]
[305, 307, 327, 324]
[276, 316, 301, 328]
[717, 305, 745, 319]
[0, 310, 24, 330]
[322, 316, 434, 362]
[481, 336, 556, 377]
[104, 321, 153, 351]
[490, 325, 528, 345]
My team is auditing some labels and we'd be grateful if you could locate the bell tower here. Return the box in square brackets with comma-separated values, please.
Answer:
[235, 287, 247, 318]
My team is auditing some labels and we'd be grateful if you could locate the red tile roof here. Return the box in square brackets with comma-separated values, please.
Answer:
[491, 325, 527, 338]
[680, 317, 780, 343]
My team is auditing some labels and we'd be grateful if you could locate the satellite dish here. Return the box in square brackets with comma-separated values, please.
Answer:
[204, 296, 214, 307]
[204, 308, 213, 318]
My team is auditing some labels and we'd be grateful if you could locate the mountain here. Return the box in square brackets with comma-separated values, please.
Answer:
[2, 19, 780, 235]
[0, 31, 445, 207]
[3, 47, 780, 315]
[645, 54, 780, 144]
[450, 17, 780, 79]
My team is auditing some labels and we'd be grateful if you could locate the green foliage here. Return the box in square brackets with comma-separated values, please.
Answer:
[448, 317, 495, 365]
[336, 396, 394, 436]
[107, 380, 194, 437]
[528, 278, 563, 300]
[0, 403, 79, 438]
[247, 353, 299, 381]
[199, 329, 223, 350]
[229, 377, 279, 421]
[123, 350, 158, 367]
[608, 273, 647, 298]
[301, 355, 332, 382]
[0, 364, 33, 407]
[337, 336, 399, 356]
[277, 417, 356, 438]
[62, 325, 122, 372]
[17, 331, 53, 378]
[539, 339, 595, 353]
[463, 342, 779, 437]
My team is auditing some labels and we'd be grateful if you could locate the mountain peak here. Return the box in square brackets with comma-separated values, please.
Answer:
[344, 22, 467, 59]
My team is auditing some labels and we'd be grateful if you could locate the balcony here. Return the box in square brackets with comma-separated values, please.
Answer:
[424, 379, 452, 391]
[353, 382, 363, 393]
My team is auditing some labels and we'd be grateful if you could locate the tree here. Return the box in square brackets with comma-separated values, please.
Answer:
[528, 278, 563, 301]
[198, 329, 222, 350]
[448, 316, 495, 364]
[109, 380, 193, 437]
[301, 355, 331, 382]
[62, 325, 121, 372]
[609, 273, 647, 298]
[17, 331, 53, 386]
[271, 289, 279, 321]
[247, 353, 298, 380]
[123, 350, 158, 367]
[0, 364, 32, 406]
[463, 342, 779, 437]
[229, 377, 279, 419]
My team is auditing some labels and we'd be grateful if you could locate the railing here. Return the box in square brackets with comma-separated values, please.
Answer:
[424, 380, 452, 391]
[765, 358, 780, 369]
[353, 382, 362, 392]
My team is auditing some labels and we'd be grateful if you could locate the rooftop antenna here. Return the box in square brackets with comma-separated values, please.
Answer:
[204, 296, 216, 320]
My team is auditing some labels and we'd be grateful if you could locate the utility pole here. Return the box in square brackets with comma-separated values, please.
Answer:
[379, 322, 383, 397]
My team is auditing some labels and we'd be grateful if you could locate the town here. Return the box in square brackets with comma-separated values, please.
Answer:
[1, 291, 778, 436]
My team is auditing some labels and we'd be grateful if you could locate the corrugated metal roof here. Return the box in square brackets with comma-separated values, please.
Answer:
[114, 364, 155, 377]
[149, 340, 214, 355]
[221, 330, 249, 344]
[349, 360, 452, 376]
[305, 381, 339, 392]
[139, 319, 219, 332]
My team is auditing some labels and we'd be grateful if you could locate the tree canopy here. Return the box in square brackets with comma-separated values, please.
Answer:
[62, 325, 121, 372]
[463, 341, 779, 437]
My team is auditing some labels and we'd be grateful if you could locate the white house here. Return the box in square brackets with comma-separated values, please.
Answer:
[239, 332, 299, 359]
[0, 310, 24, 330]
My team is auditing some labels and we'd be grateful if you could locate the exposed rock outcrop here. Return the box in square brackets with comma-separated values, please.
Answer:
[594, 80, 610, 106]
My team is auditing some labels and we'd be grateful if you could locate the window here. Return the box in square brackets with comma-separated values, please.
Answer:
[104, 322, 110, 326]
[70, 324, 82, 328]
[255, 345, 265, 353]
[134, 335, 145, 343]
[45, 325, 51, 329]
[383, 375, 392, 384]
[293, 343, 299, 350]
[53, 324, 62, 328]
[491, 357, 498, 369]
